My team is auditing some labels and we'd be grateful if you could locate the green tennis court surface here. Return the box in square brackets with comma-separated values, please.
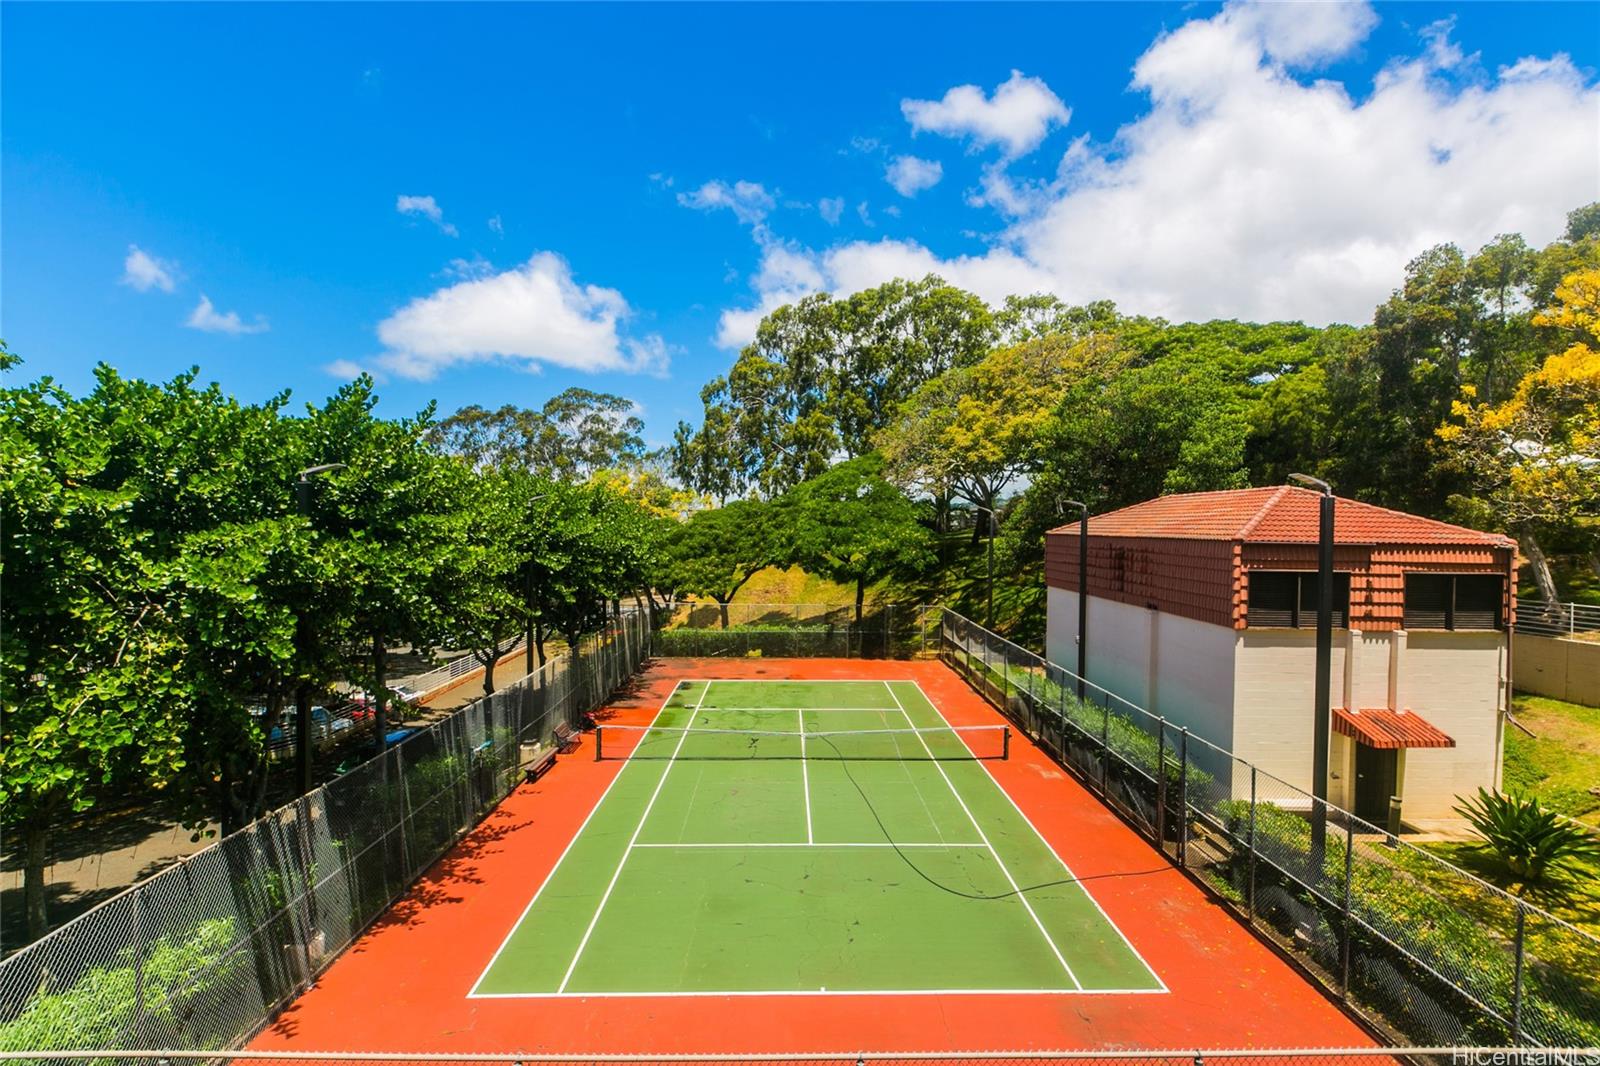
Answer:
[471, 679, 1163, 997]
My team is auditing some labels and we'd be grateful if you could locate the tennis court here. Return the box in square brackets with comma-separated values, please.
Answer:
[472, 678, 1162, 997]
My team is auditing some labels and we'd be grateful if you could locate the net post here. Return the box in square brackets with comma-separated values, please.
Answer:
[594, 725, 602, 762]
[1002, 726, 1011, 761]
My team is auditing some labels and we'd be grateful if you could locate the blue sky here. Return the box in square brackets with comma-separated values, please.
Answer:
[4, 2, 1597, 448]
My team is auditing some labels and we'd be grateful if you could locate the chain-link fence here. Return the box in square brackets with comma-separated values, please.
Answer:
[0, 1049, 1597, 1066]
[0, 608, 651, 1053]
[936, 609, 1600, 1050]
[650, 603, 914, 659]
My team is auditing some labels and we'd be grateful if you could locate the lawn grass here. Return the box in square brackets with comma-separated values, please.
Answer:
[1517, 555, 1600, 606]
[1504, 694, 1600, 828]
[1415, 692, 1600, 939]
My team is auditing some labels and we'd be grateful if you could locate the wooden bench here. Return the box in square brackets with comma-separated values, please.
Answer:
[523, 723, 583, 783]
[553, 722, 580, 752]
[524, 744, 557, 782]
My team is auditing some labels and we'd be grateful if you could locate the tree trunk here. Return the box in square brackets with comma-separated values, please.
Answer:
[855, 577, 866, 624]
[22, 817, 50, 943]
[1518, 531, 1561, 614]
[373, 636, 389, 750]
[525, 616, 536, 678]
[717, 597, 731, 630]
[295, 684, 313, 797]
[534, 620, 547, 668]
[479, 648, 497, 697]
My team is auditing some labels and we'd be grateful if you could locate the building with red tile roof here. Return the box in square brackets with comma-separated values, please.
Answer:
[1044, 486, 1516, 824]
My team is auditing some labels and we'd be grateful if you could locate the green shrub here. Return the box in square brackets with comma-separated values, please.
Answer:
[1454, 787, 1600, 886]
[0, 918, 244, 1050]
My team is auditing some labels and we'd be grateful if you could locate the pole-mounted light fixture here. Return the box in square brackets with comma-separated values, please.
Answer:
[1289, 472, 1334, 869]
[295, 463, 348, 513]
[1058, 499, 1090, 699]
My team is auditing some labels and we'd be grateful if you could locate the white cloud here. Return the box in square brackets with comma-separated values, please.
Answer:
[715, 2, 1599, 340]
[676, 180, 775, 227]
[120, 245, 178, 293]
[375, 252, 668, 379]
[902, 70, 1070, 158]
[186, 294, 269, 335]
[323, 359, 365, 380]
[487, 214, 504, 235]
[818, 197, 845, 225]
[885, 155, 944, 197]
[441, 254, 496, 281]
[396, 194, 458, 237]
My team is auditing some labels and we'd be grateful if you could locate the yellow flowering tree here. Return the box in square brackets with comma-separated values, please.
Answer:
[1439, 268, 1600, 601]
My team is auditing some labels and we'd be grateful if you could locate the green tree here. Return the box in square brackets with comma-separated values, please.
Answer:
[1438, 267, 1600, 602]
[775, 456, 936, 621]
[432, 387, 647, 476]
[672, 276, 995, 500]
[878, 333, 1120, 532]
[1, 364, 189, 940]
[661, 501, 777, 627]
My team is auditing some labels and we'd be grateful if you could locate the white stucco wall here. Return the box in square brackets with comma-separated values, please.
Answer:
[1045, 588, 1238, 776]
[1394, 630, 1506, 818]
[1235, 628, 1504, 821]
[1234, 630, 1348, 800]
[1046, 589, 1506, 823]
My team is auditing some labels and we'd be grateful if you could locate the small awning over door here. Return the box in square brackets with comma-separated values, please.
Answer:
[1333, 707, 1455, 749]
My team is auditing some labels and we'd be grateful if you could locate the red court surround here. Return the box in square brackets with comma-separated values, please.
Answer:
[251, 658, 1377, 1054]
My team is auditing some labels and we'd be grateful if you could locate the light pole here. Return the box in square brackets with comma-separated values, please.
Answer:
[522, 494, 549, 681]
[1058, 499, 1089, 699]
[1289, 472, 1334, 872]
[292, 463, 347, 794]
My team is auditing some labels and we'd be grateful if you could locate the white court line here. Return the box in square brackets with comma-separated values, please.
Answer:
[689, 706, 905, 712]
[799, 708, 813, 844]
[631, 841, 988, 849]
[895, 679, 1168, 994]
[883, 681, 1082, 990]
[470, 985, 1165, 999]
[554, 681, 710, 993]
[468, 680, 685, 998]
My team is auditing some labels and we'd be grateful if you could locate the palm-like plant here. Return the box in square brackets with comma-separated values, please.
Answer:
[1454, 787, 1600, 886]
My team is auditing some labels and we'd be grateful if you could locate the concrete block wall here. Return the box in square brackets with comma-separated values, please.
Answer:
[1513, 633, 1600, 705]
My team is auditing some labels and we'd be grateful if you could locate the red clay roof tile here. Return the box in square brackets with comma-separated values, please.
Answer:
[1047, 486, 1514, 548]
[1332, 707, 1456, 749]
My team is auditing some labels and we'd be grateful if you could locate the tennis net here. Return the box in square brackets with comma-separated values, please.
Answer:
[595, 723, 1010, 761]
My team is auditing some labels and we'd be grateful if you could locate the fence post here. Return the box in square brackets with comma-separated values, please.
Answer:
[1177, 728, 1189, 865]
[1155, 719, 1168, 849]
[128, 885, 149, 1044]
[1511, 900, 1527, 1045]
[1099, 698, 1110, 796]
[1340, 823, 1354, 1000]
[1247, 765, 1258, 922]
[1001, 646, 1011, 709]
